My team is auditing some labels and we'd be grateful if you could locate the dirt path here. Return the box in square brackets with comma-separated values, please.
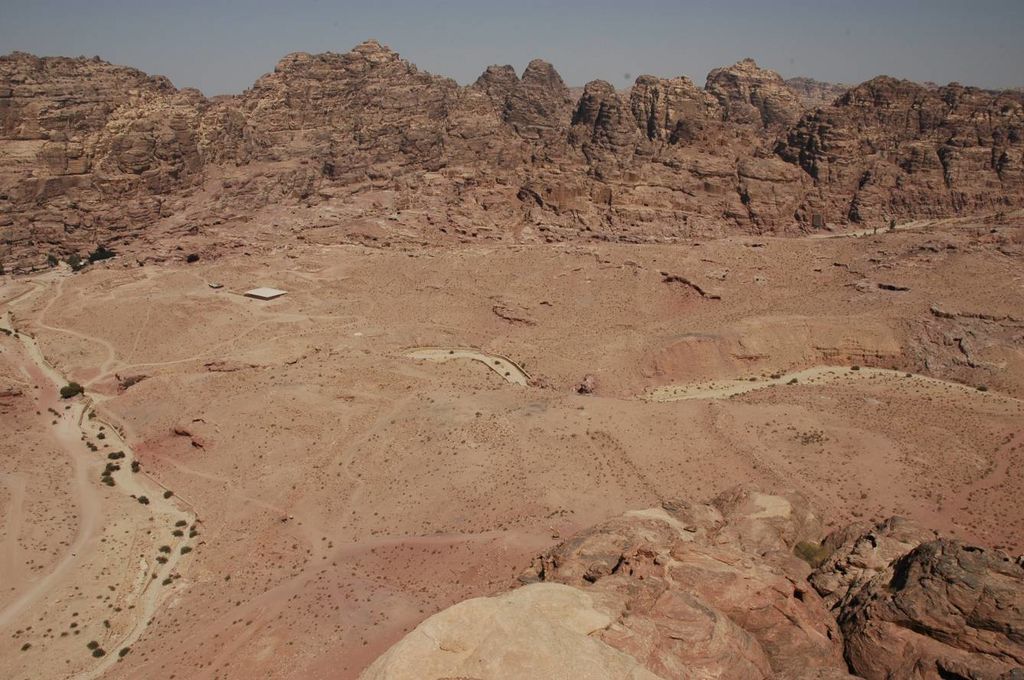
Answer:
[0, 308, 198, 679]
[644, 365, 1019, 403]
[0, 474, 27, 593]
[0, 334, 102, 630]
[405, 347, 531, 386]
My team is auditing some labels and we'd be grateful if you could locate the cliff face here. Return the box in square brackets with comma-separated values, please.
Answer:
[3, 43, 1023, 270]
[0, 52, 206, 262]
[778, 76, 1024, 225]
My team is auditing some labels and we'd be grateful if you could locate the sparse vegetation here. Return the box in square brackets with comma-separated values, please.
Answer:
[60, 382, 85, 399]
[66, 253, 86, 271]
[88, 245, 116, 262]
[794, 541, 831, 568]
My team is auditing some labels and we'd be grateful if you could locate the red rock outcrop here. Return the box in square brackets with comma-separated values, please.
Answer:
[839, 539, 1024, 679]
[0, 52, 206, 267]
[362, 490, 1024, 680]
[706, 57, 804, 128]
[778, 77, 1024, 226]
[3, 41, 1024, 271]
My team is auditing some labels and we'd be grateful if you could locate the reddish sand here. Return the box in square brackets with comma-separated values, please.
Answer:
[1, 221, 1022, 679]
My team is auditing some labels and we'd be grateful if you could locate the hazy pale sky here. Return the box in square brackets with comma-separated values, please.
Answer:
[2, 0, 1022, 95]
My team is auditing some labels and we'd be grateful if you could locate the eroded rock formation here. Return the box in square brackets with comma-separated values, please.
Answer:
[3, 41, 1023, 271]
[361, 490, 1024, 680]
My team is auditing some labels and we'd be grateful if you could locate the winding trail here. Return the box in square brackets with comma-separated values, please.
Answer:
[0, 314, 103, 631]
[0, 302, 198, 680]
[643, 365, 1020, 403]
[405, 347, 531, 386]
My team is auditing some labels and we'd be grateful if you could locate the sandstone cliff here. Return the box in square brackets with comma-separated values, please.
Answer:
[3, 42, 1023, 271]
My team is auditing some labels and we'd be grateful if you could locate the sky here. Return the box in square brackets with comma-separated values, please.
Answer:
[1, 0, 1022, 95]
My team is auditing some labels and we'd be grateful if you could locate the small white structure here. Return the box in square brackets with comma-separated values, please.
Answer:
[244, 287, 287, 300]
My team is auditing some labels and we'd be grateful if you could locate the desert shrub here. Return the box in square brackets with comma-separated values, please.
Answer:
[163, 490, 173, 499]
[66, 253, 86, 271]
[159, 545, 171, 553]
[119, 647, 130, 657]
[60, 382, 84, 399]
[181, 546, 193, 555]
[137, 496, 150, 505]
[186, 253, 200, 263]
[92, 648, 106, 658]
[977, 385, 989, 392]
[131, 461, 141, 472]
[87, 641, 99, 650]
[794, 541, 831, 568]
[175, 520, 187, 527]
[88, 245, 116, 263]
[47, 254, 59, 267]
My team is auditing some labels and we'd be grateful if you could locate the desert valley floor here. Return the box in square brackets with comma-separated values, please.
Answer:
[1, 218, 1023, 679]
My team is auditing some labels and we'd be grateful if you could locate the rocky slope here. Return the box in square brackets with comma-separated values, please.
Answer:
[3, 41, 1023, 270]
[362, 489, 1024, 679]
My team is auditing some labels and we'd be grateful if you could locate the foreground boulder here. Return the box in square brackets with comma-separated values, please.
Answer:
[361, 489, 1024, 679]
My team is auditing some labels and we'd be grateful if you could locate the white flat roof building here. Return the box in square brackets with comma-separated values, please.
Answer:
[244, 287, 287, 300]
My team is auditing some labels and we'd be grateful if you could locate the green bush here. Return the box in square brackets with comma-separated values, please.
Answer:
[60, 382, 85, 399]
[88, 245, 116, 263]
[66, 253, 86, 271]
[794, 541, 831, 568]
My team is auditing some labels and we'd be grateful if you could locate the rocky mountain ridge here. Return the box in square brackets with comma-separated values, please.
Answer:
[2, 41, 1022, 270]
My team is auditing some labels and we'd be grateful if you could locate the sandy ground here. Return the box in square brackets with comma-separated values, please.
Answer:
[0, 220, 1022, 679]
